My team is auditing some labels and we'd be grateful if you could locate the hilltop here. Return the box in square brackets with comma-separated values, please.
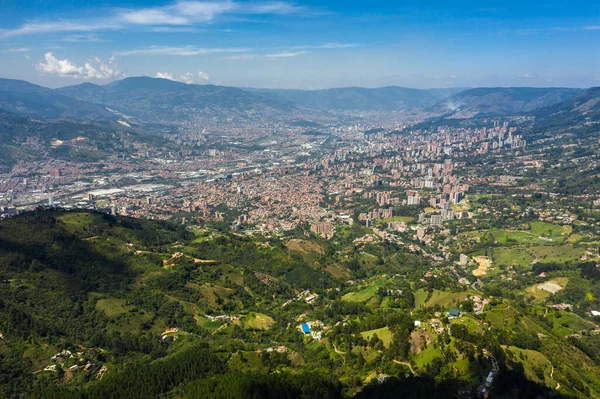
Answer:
[0, 78, 115, 121]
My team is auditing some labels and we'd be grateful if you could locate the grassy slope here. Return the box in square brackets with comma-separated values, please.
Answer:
[361, 327, 393, 347]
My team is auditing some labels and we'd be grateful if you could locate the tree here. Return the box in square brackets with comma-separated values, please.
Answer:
[461, 299, 474, 313]
[449, 324, 469, 341]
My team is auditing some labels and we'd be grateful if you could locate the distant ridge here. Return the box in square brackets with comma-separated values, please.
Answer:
[55, 76, 297, 124]
[0, 78, 115, 121]
[533, 86, 600, 129]
[246, 86, 465, 111]
[426, 87, 582, 118]
[0, 76, 588, 124]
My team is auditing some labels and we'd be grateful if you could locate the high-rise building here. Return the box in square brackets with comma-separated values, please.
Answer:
[376, 191, 391, 205]
[452, 192, 463, 204]
[430, 215, 443, 227]
[407, 195, 421, 206]
[310, 222, 334, 239]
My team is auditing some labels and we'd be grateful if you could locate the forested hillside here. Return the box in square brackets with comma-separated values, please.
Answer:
[0, 210, 598, 398]
[0, 110, 172, 171]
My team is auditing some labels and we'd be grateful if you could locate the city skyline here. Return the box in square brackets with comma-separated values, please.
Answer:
[1, 0, 600, 89]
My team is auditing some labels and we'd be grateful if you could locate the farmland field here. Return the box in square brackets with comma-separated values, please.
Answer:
[243, 312, 275, 330]
[343, 280, 385, 302]
[361, 326, 393, 347]
[425, 290, 477, 308]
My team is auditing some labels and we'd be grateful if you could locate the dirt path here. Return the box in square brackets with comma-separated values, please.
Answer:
[393, 360, 416, 375]
[212, 324, 228, 335]
[332, 344, 346, 355]
[549, 361, 561, 390]
[194, 258, 217, 263]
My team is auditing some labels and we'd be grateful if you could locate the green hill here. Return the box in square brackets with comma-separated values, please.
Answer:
[426, 87, 581, 118]
[0, 110, 171, 171]
[0, 210, 598, 399]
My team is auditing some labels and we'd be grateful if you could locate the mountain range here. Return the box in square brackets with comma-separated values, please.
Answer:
[0, 108, 171, 172]
[56, 77, 296, 125]
[533, 87, 600, 129]
[425, 87, 583, 118]
[246, 86, 464, 111]
[0, 77, 599, 126]
[0, 78, 115, 121]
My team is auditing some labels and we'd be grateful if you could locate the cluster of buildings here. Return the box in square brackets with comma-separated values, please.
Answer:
[310, 222, 335, 239]
[358, 208, 394, 225]
[0, 116, 533, 259]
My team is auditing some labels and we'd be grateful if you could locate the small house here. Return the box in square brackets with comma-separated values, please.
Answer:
[301, 323, 311, 334]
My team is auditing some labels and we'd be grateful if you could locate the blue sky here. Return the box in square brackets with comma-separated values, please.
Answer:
[0, 0, 599, 89]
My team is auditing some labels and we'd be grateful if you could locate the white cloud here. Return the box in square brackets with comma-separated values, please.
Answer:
[0, 1, 309, 39]
[243, 2, 306, 14]
[0, 47, 29, 53]
[120, 9, 189, 25]
[61, 34, 107, 42]
[0, 20, 118, 39]
[181, 71, 210, 84]
[173, 1, 237, 21]
[294, 43, 357, 49]
[155, 70, 210, 84]
[156, 72, 175, 80]
[225, 54, 257, 60]
[114, 45, 249, 57]
[37, 53, 88, 78]
[317, 42, 356, 49]
[225, 50, 307, 60]
[584, 25, 600, 30]
[266, 51, 306, 58]
[149, 26, 202, 33]
[93, 57, 125, 79]
[36, 52, 124, 79]
[122, 1, 302, 26]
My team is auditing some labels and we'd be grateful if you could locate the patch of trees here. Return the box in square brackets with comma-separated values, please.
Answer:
[182, 372, 343, 399]
[357, 375, 468, 399]
[31, 346, 224, 399]
[568, 335, 600, 365]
